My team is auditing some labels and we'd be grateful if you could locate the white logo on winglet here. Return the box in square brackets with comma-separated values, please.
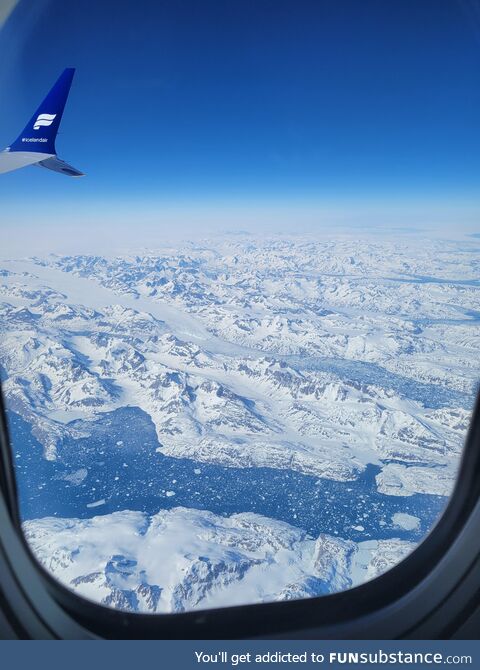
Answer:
[33, 113, 56, 130]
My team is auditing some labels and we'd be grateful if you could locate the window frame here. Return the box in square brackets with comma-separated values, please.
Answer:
[0, 384, 479, 639]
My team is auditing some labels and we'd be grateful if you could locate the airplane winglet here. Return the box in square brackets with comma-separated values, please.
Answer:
[0, 68, 84, 177]
[8, 68, 76, 156]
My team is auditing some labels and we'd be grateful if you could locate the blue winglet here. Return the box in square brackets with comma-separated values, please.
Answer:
[9, 68, 76, 155]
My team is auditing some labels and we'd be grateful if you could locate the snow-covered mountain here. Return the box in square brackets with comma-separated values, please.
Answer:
[24, 506, 416, 613]
[0, 231, 478, 612]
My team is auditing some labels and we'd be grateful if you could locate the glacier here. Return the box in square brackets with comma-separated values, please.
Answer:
[0, 231, 478, 612]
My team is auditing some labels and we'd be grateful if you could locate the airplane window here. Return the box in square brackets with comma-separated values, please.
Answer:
[1, 0, 479, 615]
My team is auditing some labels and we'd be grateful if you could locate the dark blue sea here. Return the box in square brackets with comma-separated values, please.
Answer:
[9, 406, 447, 544]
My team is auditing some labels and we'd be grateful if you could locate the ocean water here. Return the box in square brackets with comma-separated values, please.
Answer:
[285, 356, 474, 410]
[9, 406, 446, 544]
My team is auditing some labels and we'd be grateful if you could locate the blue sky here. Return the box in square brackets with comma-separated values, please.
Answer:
[1, 0, 480, 232]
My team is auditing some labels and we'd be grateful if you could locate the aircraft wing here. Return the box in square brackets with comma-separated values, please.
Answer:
[1, 68, 84, 178]
[0, 150, 53, 174]
[36, 155, 85, 177]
